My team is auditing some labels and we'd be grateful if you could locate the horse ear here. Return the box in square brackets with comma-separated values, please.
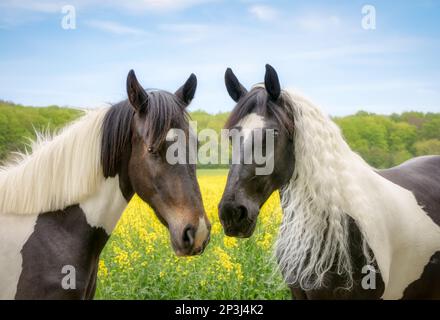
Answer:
[175, 73, 197, 107]
[264, 64, 281, 101]
[225, 68, 248, 102]
[126, 69, 149, 113]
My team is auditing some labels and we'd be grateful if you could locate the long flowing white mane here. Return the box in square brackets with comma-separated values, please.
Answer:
[0, 108, 108, 215]
[275, 89, 372, 290]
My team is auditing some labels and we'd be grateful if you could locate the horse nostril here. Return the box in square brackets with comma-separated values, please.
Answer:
[182, 225, 195, 249]
[219, 203, 230, 218]
[235, 205, 248, 223]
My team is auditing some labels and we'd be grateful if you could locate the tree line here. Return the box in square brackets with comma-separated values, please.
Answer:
[0, 100, 82, 161]
[1, 100, 439, 169]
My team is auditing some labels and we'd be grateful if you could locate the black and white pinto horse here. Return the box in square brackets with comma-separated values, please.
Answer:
[219, 64, 440, 299]
[0, 70, 210, 299]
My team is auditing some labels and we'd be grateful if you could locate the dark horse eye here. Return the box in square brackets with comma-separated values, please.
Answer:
[147, 146, 154, 153]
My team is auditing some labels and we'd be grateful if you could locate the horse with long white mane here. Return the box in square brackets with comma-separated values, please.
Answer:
[219, 64, 440, 299]
[0, 70, 211, 299]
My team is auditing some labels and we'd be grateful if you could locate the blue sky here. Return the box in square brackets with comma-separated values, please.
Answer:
[0, 0, 439, 115]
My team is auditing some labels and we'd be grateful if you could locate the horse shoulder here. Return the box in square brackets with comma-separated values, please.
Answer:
[378, 155, 440, 225]
[14, 205, 109, 300]
[378, 155, 440, 299]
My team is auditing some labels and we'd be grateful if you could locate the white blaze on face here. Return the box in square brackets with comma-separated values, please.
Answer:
[236, 113, 266, 142]
[235, 113, 275, 175]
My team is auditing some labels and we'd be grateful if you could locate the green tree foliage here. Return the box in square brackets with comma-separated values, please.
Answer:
[0, 101, 439, 169]
[190, 110, 230, 133]
[190, 110, 230, 169]
[414, 139, 440, 156]
[0, 101, 83, 162]
[335, 111, 440, 168]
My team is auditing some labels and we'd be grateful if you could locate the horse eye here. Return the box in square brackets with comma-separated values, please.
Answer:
[147, 146, 154, 153]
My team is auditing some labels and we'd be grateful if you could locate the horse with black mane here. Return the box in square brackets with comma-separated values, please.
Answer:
[0, 70, 210, 299]
[219, 64, 440, 299]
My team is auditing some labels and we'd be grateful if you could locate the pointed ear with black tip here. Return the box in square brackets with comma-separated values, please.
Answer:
[126, 69, 149, 113]
[225, 68, 248, 102]
[175, 73, 197, 107]
[264, 64, 281, 101]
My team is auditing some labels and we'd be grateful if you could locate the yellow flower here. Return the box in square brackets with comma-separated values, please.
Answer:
[223, 236, 237, 249]
[99, 173, 285, 298]
[235, 263, 244, 281]
[130, 250, 141, 261]
[211, 222, 222, 235]
[113, 246, 130, 269]
[213, 247, 234, 272]
[257, 233, 273, 250]
[98, 259, 108, 278]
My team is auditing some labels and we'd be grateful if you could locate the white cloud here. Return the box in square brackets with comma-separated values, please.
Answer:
[114, 0, 211, 12]
[0, 0, 215, 28]
[159, 23, 209, 33]
[249, 5, 278, 21]
[0, 0, 64, 13]
[158, 23, 213, 43]
[0, 0, 212, 13]
[295, 15, 341, 32]
[86, 20, 146, 35]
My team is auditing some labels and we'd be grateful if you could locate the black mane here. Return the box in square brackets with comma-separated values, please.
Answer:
[101, 90, 188, 177]
[224, 87, 295, 137]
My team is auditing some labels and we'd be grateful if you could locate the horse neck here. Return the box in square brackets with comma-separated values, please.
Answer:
[79, 175, 129, 235]
[0, 109, 107, 216]
[276, 90, 375, 289]
[80, 139, 133, 235]
[279, 91, 440, 297]
[284, 90, 376, 215]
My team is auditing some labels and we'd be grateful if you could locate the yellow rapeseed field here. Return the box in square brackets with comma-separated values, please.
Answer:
[95, 172, 290, 299]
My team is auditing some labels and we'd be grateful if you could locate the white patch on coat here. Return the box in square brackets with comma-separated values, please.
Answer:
[80, 176, 128, 234]
[276, 89, 440, 299]
[0, 214, 38, 299]
[354, 167, 440, 299]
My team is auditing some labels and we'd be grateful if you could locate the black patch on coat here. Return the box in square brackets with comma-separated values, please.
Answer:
[15, 205, 108, 300]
